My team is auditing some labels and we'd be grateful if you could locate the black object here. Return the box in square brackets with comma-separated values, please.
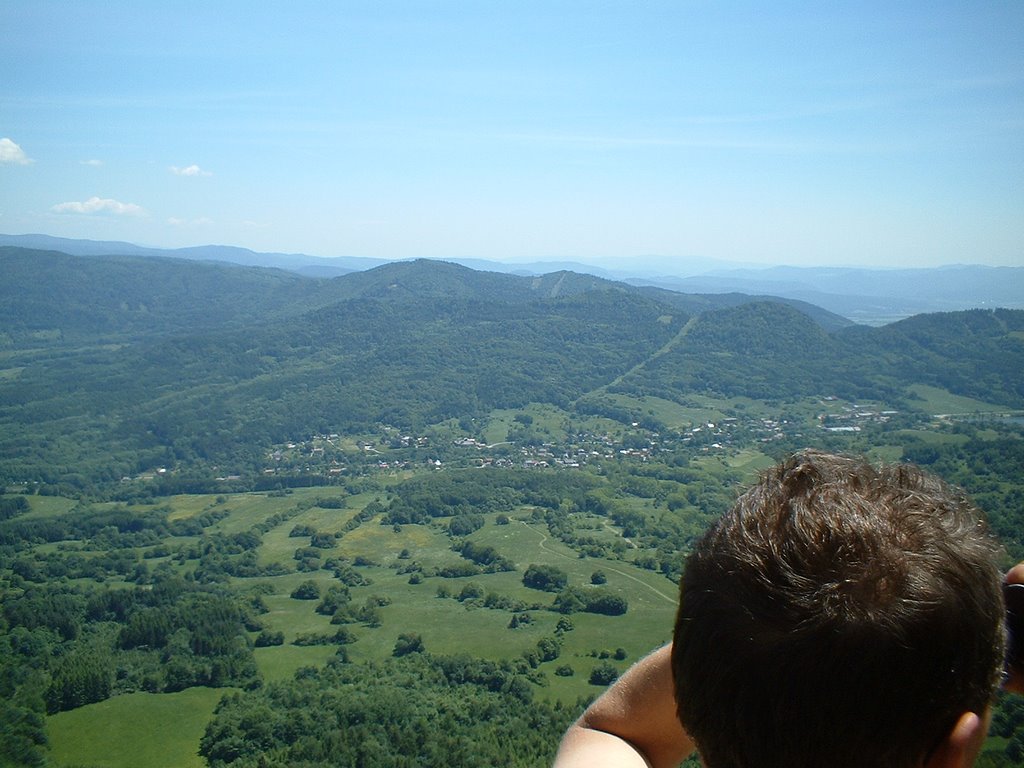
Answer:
[1006, 582, 1024, 676]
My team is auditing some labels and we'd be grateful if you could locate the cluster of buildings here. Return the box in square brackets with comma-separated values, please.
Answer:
[256, 396, 901, 479]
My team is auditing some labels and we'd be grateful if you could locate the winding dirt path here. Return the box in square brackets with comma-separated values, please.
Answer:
[517, 520, 677, 605]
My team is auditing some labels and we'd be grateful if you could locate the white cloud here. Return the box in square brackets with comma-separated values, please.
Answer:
[80, 159, 104, 167]
[170, 164, 212, 177]
[0, 138, 32, 165]
[51, 196, 146, 216]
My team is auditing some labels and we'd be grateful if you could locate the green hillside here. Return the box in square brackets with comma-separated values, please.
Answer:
[2, 249, 1021, 496]
[0, 247, 328, 346]
[2, 249, 1024, 767]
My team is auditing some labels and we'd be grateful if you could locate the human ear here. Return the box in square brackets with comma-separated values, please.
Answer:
[923, 711, 987, 768]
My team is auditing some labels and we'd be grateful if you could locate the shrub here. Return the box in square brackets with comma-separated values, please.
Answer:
[290, 580, 320, 600]
[523, 564, 568, 592]
[254, 630, 284, 647]
[393, 633, 425, 657]
[589, 662, 619, 686]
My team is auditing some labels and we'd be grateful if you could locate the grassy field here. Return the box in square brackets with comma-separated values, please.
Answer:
[255, 643, 338, 682]
[908, 384, 1014, 416]
[224, 496, 682, 705]
[20, 494, 78, 519]
[47, 687, 233, 768]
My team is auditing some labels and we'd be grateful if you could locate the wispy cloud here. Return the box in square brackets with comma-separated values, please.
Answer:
[170, 164, 212, 177]
[0, 138, 33, 165]
[80, 159, 104, 167]
[52, 196, 146, 216]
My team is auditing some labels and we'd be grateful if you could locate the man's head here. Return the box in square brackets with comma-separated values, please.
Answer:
[672, 450, 1006, 768]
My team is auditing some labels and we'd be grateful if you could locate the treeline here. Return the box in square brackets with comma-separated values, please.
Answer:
[0, 502, 228, 584]
[199, 653, 574, 768]
[3, 573, 260, 708]
[383, 468, 602, 525]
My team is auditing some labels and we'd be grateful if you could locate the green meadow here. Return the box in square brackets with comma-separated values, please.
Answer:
[47, 687, 232, 768]
[237, 499, 679, 701]
[908, 384, 1015, 416]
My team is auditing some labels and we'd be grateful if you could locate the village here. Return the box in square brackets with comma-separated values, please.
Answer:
[256, 396, 908, 481]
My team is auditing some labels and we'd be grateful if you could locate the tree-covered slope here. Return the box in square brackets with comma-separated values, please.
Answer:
[3, 249, 1021, 493]
[0, 247, 330, 347]
[0, 288, 686, 488]
[312, 258, 628, 304]
[840, 308, 1024, 406]
[612, 302, 845, 402]
[0, 247, 846, 351]
[611, 302, 1024, 408]
[634, 285, 853, 333]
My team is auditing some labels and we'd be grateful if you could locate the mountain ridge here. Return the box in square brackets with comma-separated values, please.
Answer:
[0, 247, 853, 349]
[2, 233, 1018, 323]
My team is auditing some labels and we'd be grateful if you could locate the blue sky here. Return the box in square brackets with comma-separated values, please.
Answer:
[1, 1, 1022, 269]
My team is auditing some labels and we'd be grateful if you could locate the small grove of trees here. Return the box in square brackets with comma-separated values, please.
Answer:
[393, 633, 425, 657]
[589, 661, 620, 686]
[522, 568, 627, 615]
[458, 541, 515, 572]
[0, 496, 29, 521]
[290, 580, 321, 600]
[522, 564, 568, 592]
[449, 513, 485, 536]
[552, 587, 628, 616]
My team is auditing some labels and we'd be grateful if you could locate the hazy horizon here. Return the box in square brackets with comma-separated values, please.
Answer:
[2, 2, 1022, 269]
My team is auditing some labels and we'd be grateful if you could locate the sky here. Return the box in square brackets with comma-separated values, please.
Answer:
[1, 1, 1022, 270]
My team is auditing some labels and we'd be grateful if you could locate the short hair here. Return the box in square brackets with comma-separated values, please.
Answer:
[672, 450, 1006, 768]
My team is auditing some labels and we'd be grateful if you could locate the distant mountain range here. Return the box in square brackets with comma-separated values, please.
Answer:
[1, 233, 1021, 323]
[626, 265, 1024, 325]
[0, 233, 387, 277]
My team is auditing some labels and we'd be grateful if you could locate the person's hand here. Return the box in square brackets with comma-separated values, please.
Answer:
[1005, 563, 1024, 695]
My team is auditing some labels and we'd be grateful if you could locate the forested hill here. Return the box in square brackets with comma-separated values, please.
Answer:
[0, 247, 850, 348]
[1, 247, 1022, 494]
[0, 247, 326, 344]
[608, 302, 1024, 407]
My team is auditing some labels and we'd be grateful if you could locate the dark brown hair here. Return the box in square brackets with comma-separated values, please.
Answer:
[673, 450, 1005, 768]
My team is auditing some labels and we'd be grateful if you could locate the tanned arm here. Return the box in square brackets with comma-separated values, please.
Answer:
[553, 645, 695, 768]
